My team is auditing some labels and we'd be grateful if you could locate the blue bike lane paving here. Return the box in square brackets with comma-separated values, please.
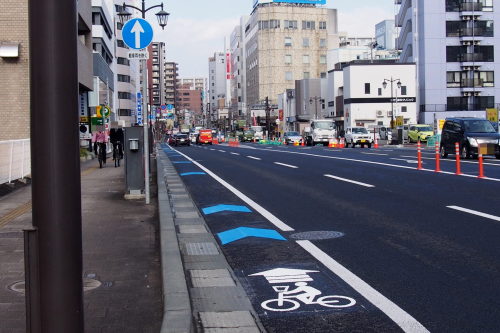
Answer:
[161, 144, 406, 333]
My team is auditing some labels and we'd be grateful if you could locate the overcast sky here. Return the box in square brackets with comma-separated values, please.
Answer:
[147, 0, 395, 78]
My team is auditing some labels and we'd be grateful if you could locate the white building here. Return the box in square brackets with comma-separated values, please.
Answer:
[208, 52, 228, 125]
[375, 20, 396, 50]
[325, 61, 417, 132]
[230, 16, 250, 126]
[396, 0, 499, 124]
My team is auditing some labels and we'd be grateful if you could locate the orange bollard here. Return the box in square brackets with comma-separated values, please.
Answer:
[417, 140, 423, 170]
[435, 141, 441, 172]
[374, 136, 379, 149]
[301, 140, 305, 146]
[455, 142, 462, 175]
[478, 152, 485, 179]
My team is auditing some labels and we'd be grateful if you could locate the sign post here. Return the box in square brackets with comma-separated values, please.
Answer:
[122, 18, 154, 204]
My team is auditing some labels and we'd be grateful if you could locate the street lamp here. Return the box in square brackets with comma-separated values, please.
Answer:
[117, 0, 170, 205]
[382, 77, 402, 128]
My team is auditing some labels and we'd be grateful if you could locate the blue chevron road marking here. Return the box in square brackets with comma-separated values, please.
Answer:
[217, 227, 287, 245]
[180, 172, 207, 176]
[202, 204, 252, 215]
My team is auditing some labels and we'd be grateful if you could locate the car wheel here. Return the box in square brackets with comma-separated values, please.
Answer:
[367, 143, 372, 149]
[460, 145, 470, 159]
[351, 140, 355, 148]
[496, 154, 500, 160]
[345, 140, 349, 148]
[440, 145, 448, 158]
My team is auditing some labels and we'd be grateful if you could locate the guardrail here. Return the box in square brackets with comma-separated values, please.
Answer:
[0, 139, 31, 184]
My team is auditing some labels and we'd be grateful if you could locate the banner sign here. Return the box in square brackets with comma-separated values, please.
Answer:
[254, 0, 327, 7]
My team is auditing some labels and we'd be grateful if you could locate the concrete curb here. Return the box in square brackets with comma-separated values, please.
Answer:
[157, 152, 193, 333]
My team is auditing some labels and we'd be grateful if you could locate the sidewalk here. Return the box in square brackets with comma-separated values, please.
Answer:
[0, 159, 163, 332]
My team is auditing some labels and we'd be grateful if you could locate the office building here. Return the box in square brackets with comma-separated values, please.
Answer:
[396, 0, 499, 124]
[208, 52, 228, 125]
[245, 1, 339, 107]
[165, 62, 179, 110]
[147, 42, 166, 111]
[375, 20, 396, 50]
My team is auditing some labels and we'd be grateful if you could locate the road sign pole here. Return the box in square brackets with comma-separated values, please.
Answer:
[143, 59, 150, 204]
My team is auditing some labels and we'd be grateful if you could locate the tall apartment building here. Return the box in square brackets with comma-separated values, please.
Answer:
[0, 0, 93, 140]
[91, 0, 115, 122]
[375, 20, 396, 50]
[208, 52, 228, 124]
[165, 62, 179, 110]
[230, 16, 251, 125]
[178, 77, 207, 91]
[245, 2, 339, 107]
[147, 42, 166, 111]
[113, 1, 140, 126]
[396, 0, 498, 123]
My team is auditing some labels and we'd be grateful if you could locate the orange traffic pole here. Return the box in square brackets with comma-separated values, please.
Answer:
[478, 151, 485, 179]
[455, 142, 462, 175]
[417, 140, 423, 170]
[435, 141, 441, 172]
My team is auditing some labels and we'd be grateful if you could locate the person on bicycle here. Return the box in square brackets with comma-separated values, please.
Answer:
[280, 282, 322, 303]
[110, 128, 124, 159]
[92, 129, 107, 165]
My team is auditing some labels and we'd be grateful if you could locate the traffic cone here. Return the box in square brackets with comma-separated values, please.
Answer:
[374, 137, 379, 149]
[301, 140, 305, 146]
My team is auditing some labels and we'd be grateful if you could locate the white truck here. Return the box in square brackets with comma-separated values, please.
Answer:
[251, 126, 264, 140]
[303, 119, 337, 146]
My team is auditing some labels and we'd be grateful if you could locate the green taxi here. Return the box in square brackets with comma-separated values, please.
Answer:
[408, 124, 434, 143]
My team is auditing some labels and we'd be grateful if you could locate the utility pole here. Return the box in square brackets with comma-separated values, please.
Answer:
[265, 97, 271, 139]
[27, 0, 84, 332]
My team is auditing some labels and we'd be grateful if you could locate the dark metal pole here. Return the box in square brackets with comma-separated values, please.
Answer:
[28, 0, 84, 331]
[390, 79, 394, 128]
[265, 97, 270, 139]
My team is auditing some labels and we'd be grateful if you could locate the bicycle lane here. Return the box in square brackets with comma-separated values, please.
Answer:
[162, 145, 422, 333]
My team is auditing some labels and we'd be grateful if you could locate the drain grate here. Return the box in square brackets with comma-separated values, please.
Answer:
[289, 231, 345, 240]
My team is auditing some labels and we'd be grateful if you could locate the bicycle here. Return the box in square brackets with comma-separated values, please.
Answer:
[112, 141, 123, 167]
[260, 285, 356, 312]
[97, 142, 107, 168]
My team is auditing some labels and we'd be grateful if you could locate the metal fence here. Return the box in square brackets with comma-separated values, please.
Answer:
[0, 139, 31, 184]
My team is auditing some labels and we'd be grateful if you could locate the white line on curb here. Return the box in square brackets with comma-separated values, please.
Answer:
[324, 174, 375, 188]
[296, 240, 430, 333]
[447, 206, 500, 222]
[274, 162, 298, 169]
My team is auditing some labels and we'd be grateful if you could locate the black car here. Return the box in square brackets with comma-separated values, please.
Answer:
[440, 117, 500, 159]
[173, 133, 191, 146]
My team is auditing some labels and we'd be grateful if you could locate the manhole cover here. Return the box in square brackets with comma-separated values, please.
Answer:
[289, 231, 345, 240]
[7, 278, 101, 294]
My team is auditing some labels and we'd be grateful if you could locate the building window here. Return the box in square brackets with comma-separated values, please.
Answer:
[320, 55, 327, 64]
[303, 55, 310, 64]
[319, 21, 327, 30]
[285, 37, 292, 47]
[117, 57, 130, 66]
[303, 38, 310, 47]
[285, 71, 293, 81]
[117, 22, 123, 30]
[258, 20, 269, 30]
[475, 96, 495, 109]
[446, 46, 467, 62]
[364, 83, 370, 94]
[378, 88, 382, 96]
[401, 106, 407, 113]
[303, 72, 310, 79]
[320, 38, 327, 48]
[118, 109, 132, 116]
[320, 72, 326, 78]
[447, 96, 468, 111]
[446, 21, 465, 37]
[447, 71, 464, 87]
[302, 21, 315, 30]
[117, 40, 127, 48]
[284, 20, 298, 29]
[270, 19, 280, 29]
[118, 92, 131, 99]
[400, 86, 407, 95]
[284, 54, 292, 64]
[117, 74, 130, 82]
[474, 45, 494, 62]
[475, 71, 494, 87]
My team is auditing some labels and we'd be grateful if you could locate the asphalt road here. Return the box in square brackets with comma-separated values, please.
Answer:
[164, 143, 500, 333]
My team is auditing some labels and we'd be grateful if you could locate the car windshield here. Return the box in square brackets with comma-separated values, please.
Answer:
[314, 122, 334, 130]
[464, 120, 496, 133]
[244, 130, 255, 135]
[177, 134, 188, 138]
[417, 126, 433, 132]
[286, 132, 300, 136]
[352, 128, 368, 134]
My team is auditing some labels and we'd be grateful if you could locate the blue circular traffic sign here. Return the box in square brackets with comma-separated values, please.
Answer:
[122, 18, 154, 50]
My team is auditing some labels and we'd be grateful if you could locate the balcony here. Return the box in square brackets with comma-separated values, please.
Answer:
[461, 78, 484, 87]
[460, 2, 483, 12]
[459, 53, 483, 62]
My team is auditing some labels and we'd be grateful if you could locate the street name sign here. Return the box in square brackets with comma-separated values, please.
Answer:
[122, 18, 154, 50]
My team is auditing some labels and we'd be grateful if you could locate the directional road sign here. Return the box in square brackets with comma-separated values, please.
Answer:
[167, 104, 174, 110]
[122, 18, 154, 50]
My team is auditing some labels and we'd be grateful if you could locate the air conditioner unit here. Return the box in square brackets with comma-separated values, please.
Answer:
[376, 110, 384, 117]
[387, 111, 393, 117]
[463, 92, 471, 97]
[462, 41, 471, 46]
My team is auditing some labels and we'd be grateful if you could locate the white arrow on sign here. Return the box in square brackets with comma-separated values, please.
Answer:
[131, 20, 145, 49]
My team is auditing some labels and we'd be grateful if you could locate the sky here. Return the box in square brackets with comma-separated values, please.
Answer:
[146, 0, 396, 78]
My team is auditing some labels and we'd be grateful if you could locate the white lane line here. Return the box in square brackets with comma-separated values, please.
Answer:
[219, 150, 226, 153]
[247, 156, 262, 160]
[391, 158, 418, 163]
[170, 149, 294, 232]
[362, 152, 388, 156]
[401, 155, 500, 167]
[246, 146, 500, 182]
[210, 149, 215, 151]
[322, 149, 343, 152]
[296, 240, 430, 333]
[274, 162, 298, 169]
[230, 152, 240, 156]
[324, 174, 375, 188]
[447, 206, 500, 222]
[379, 149, 394, 152]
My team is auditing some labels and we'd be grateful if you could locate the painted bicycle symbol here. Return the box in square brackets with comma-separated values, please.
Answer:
[261, 282, 356, 312]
